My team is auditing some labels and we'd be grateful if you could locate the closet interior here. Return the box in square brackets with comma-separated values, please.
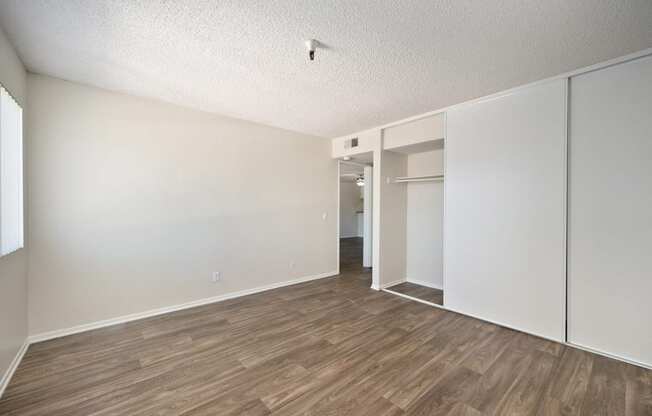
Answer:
[378, 114, 445, 306]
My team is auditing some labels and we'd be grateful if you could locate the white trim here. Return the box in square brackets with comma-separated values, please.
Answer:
[568, 341, 652, 371]
[336, 161, 341, 276]
[0, 339, 29, 399]
[332, 48, 652, 139]
[3, 271, 339, 395]
[562, 77, 570, 343]
[382, 288, 444, 309]
[448, 302, 652, 370]
[442, 112, 447, 301]
[371, 144, 381, 290]
[443, 304, 566, 344]
[28, 270, 338, 344]
[382, 289, 652, 371]
[405, 278, 443, 290]
[362, 165, 373, 268]
[380, 278, 406, 289]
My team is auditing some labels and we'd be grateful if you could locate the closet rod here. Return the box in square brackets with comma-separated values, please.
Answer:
[393, 174, 444, 183]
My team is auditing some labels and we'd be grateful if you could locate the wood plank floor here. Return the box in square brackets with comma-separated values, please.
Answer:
[1, 240, 651, 415]
[386, 282, 444, 306]
[339, 237, 368, 274]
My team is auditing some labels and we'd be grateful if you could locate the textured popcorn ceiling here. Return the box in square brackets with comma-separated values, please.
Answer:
[1, 1, 651, 138]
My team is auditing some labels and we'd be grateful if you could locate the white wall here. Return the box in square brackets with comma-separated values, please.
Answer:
[26, 74, 337, 336]
[0, 25, 27, 391]
[383, 113, 444, 151]
[339, 181, 361, 238]
[332, 129, 379, 159]
[377, 150, 407, 288]
[406, 150, 444, 289]
[356, 212, 363, 237]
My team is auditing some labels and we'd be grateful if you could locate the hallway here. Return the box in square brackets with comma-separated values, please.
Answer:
[339, 237, 371, 286]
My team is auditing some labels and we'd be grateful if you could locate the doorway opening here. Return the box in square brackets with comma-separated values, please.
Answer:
[338, 154, 373, 285]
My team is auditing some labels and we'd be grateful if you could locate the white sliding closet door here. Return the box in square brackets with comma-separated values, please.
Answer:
[445, 79, 567, 341]
[568, 56, 652, 367]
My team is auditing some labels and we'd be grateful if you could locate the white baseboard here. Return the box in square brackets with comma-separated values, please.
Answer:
[380, 278, 406, 289]
[382, 289, 652, 370]
[28, 270, 338, 344]
[0, 339, 29, 399]
[382, 288, 444, 309]
[567, 341, 652, 371]
[405, 278, 443, 290]
[7, 264, 652, 398]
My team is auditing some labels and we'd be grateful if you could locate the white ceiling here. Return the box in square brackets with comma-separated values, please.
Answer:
[1, 1, 651, 138]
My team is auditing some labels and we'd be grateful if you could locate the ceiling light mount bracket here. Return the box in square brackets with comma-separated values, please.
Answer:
[305, 39, 318, 61]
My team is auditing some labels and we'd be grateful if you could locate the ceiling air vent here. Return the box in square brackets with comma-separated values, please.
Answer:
[345, 137, 359, 150]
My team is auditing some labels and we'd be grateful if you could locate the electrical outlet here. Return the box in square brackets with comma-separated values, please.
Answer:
[212, 271, 220, 282]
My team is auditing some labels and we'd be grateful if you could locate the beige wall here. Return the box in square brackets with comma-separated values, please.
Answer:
[0, 26, 28, 387]
[27, 74, 337, 335]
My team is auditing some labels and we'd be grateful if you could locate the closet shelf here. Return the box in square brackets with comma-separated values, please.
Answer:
[393, 174, 444, 183]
